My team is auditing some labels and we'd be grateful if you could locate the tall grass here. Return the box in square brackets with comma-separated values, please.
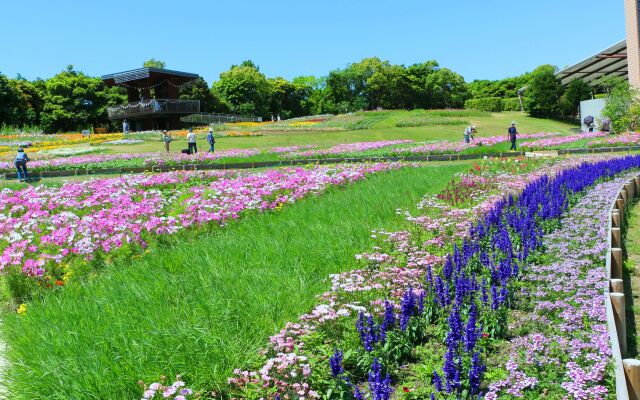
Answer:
[2, 164, 467, 399]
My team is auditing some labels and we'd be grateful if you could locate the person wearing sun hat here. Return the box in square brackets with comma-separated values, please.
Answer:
[463, 125, 477, 144]
[206, 127, 216, 153]
[508, 121, 518, 150]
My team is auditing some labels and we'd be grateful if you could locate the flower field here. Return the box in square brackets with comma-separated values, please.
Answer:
[0, 163, 401, 299]
[221, 155, 640, 400]
[0, 134, 582, 174]
[520, 131, 607, 149]
[406, 132, 561, 155]
[3, 125, 640, 399]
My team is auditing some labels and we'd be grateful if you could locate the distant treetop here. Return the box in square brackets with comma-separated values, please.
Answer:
[143, 59, 166, 69]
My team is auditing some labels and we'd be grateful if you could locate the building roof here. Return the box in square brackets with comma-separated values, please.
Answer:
[101, 67, 199, 85]
[556, 40, 628, 86]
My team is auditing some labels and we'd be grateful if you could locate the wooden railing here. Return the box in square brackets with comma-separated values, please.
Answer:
[106, 99, 200, 120]
[607, 176, 640, 399]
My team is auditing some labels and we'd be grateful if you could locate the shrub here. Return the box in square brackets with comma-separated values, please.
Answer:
[603, 84, 637, 133]
[395, 118, 469, 128]
[502, 97, 523, 112]
[464, 97, 503, 112]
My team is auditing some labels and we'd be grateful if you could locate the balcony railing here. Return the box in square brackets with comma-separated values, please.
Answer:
[107, 99, 200, 120]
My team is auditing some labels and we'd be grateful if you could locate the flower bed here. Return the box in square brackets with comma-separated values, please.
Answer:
[588, 132, 640, 147]
[483, 174, 635, 398]
[407, 132, 561, 155]
[0, 148, 263, 172]
[103, 139, 144, 145]
[520, 131, 607, 149]
[223, 155, 640, 400]
[283, 140, 414, 158]
[0, 163, 403, 299]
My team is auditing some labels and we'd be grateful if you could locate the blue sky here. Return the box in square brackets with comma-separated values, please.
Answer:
[1, 0, 625, 84]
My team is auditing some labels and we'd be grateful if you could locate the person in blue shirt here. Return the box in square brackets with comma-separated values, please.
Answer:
[15, 148, 30, 181]
[206, 128, 216, 153]
[508, 121, 518, 150]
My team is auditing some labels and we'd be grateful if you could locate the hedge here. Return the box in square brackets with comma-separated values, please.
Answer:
[464, 97, 503, 112]
[503, 97, 523, 111]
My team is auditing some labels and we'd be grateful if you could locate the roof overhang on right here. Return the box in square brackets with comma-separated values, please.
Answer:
[556, 40, 628, 87]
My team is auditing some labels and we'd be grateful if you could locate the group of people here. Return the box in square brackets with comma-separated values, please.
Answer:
[464, 121, 520, 150]
[161, 128, 216, 154]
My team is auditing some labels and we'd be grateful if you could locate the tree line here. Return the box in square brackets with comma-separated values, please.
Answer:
[0, 58, 612, 133]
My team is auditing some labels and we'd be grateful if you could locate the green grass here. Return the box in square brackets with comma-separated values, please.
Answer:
[623, 199, 640, 357]
[2, 163, 468, 399]
[86, 111, 578, 154]
[0, 111, 577, 163]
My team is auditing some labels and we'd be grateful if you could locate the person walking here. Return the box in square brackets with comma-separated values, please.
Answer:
[206, 128, 216, 153]
[15, 148, 29, 182]
[123, 119, 130, 133]
[508, 121, 518, 151]
[187, 128, 198, 154]
[162, 130, 172, 152]
[464, 125, 477, 144]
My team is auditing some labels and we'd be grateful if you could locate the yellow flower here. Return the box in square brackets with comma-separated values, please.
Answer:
[63, 269, 73, 283]
[17, 304, 27, 315]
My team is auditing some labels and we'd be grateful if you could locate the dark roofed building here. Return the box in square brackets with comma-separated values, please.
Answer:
[556, 40, 628, 87]
[102, 67, 200, 131]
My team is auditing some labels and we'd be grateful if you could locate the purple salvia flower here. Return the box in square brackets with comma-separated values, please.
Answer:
[329, 349, 344, 377]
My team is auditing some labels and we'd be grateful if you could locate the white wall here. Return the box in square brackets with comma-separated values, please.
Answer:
[580, 98, 607, 131]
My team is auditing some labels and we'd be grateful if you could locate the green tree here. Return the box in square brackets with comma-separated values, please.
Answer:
[559, 79, 592, 118]
[9, 77, 44, 126]
[268, 77, 311, 118]
[213, 60, 271, 117]
[179, 77, 216, 112]
[468, 74, 531, 99]
[143, 58, 166, 69]
[602, 83, 636, 132]
[324, 58, 390, 112]
[424, 68, 469, 108]
[0, 73, 21, 126]
[40, 66, 125, 132]
[405, 61, 440, 108]
[525, 65, 564, 118]
[367, 64, 413, 109]
[593, 76, 628, 95]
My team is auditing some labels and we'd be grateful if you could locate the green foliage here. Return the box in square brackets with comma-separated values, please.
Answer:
[468, 73, 531, 99]
[268, 77, 312, 118]
[525, 65, 564, 118]
[424, 68, 469, 108]
[0, 73, 44, 127]
[464, 97, 503, 112]
[214, 60, 271, 117]
[143, 58, 166, 69]
[559, 79, 592, 118]
[602, 83, 637, 133]
[593, 75, 628, 95]
[502, 97, 523, 112]
[39, 66, 126, 132]
[3, 165, 464, 399]
[395, 117, 469, 127]
[178, 77, 225, 113]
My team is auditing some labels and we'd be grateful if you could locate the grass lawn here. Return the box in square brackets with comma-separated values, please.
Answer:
[623, 199, 640, 357]
[2, 163, 469, 399]
[62, 111, 578, 155]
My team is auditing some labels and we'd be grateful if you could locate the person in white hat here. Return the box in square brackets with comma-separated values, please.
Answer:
[206, 127, 216, 153]
[464, 125, 477, 144]
[508, 121, 518, 150]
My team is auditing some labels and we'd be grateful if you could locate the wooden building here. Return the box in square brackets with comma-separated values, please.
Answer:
[102, 67, 200, 131]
